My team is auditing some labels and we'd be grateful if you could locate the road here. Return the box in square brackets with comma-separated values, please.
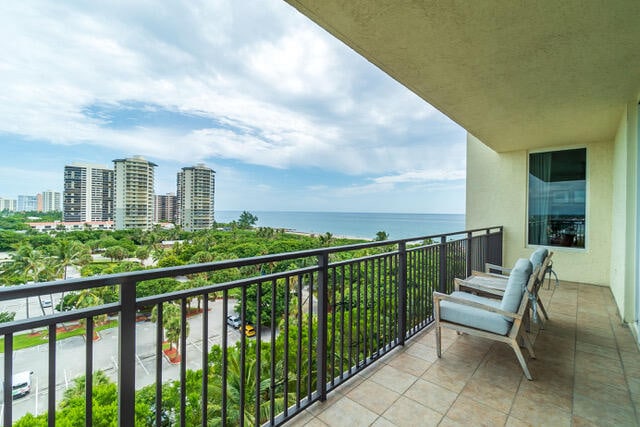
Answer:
[0, 298, 271, 423]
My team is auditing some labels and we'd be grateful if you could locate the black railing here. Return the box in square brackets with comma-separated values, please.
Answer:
[0, 226, 502, 426]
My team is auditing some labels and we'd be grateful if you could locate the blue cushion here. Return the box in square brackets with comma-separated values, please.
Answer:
[529, 247, 548, 269]
[499, 258, 532, 318]
[440, 291, 512, 335]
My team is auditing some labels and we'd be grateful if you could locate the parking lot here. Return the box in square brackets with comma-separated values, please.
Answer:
[0, 298, 270, 422]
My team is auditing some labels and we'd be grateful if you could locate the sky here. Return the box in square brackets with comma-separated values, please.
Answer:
[0, 1, 467, 214]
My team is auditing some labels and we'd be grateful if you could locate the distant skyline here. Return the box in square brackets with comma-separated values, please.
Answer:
[0, 1, 466, 214]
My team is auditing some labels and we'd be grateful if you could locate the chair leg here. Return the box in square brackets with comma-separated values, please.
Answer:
[520, 331, 536, 359]
[537, 295, 549, 320]
[435, 324, 442, 358]
[511, 340, 533, 380]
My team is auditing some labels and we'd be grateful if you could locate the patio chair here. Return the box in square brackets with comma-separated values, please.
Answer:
[433, 259, 539, 380]
[486, 247, 557, 288]
[468, 248, 553, 325]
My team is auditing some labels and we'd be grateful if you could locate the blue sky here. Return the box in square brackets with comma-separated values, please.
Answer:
[0, 1, 466, 214]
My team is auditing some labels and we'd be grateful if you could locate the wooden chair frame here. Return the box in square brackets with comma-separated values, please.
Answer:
[464, 252, 554, 325]
[433, 269, 539, 380]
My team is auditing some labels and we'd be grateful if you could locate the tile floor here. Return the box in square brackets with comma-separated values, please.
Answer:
[286, 282, 640, 426]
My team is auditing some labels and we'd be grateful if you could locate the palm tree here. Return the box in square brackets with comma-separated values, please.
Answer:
[374, 231, 389, 241]
[5, 244, 52, 317]
[151, 303, 189, 354]
[51, 240, 91, 280]
[50, 240, 92, 312]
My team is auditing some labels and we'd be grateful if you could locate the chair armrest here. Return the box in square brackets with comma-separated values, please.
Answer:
[471, 270, 509, 280]
[454, 278, 505, 296]
[433, 291, 522, 320]
[485, 263, 511, 275]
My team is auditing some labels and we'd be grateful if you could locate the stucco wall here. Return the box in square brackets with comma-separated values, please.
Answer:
[610, 108, 629, 317]
[609, 102, 639, 324]
[466, 134, 613, 286]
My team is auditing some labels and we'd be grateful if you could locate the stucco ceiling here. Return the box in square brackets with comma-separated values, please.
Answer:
[284, 1, 640, 152]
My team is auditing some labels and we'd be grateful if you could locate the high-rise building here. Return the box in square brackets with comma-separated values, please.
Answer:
[17, 195, 38, 212]
[114, 156, 156, 230]
[154, 193, 177, 223]
[41, 190, 61, 212]
[0, 198, 16, 212]
[177, 164, 215, 231]
[63, 163, 114, 222]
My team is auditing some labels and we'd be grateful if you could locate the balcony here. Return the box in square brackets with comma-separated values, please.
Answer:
[288, 280, 640, 426]
[1, 226, 634, 426]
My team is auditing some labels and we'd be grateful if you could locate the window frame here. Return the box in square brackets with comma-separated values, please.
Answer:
[526, 146, 588, 252]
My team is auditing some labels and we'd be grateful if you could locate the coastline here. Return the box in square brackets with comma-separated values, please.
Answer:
[284, 229, 373, 242]
[217, 211, 465, 241]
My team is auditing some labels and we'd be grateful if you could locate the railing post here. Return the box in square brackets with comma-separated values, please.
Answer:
[497, 227, 504, 266]
[119, 279, 136, 426]
[316, 252, 329, 401]
[466, 231, 473, 278]
[398, 242, 407, 346]
[484, 229, 490, 266]
[439, 236, 447, 293]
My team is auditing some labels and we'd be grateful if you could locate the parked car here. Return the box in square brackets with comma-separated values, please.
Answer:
[241, 324, 256, 337]
[41, 299, 52, 308]
[226, 315, 241, 329]
[12, 371, 33, 399]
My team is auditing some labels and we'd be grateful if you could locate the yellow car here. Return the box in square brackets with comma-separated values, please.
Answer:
[242, 325, 256, 337]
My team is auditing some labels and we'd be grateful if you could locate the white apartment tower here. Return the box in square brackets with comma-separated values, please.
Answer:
[63, 163, 114, 222]
[41, 190, 61, 212]
[177, 164, 215, 231]
[154, 193, 177, 223]
[114, 156, 156, 230]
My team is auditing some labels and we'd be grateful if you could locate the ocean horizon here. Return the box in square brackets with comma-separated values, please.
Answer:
[215, 210, 466, 241]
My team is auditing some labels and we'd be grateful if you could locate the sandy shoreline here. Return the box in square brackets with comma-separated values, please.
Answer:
[283, 229, 373, 242]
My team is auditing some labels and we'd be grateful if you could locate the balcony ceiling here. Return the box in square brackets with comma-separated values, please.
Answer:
[284, 1, 640, 152]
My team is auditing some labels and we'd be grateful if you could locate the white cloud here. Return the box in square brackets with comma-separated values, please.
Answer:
[0, 0, 466, 188]
[373, 169, 466, 184]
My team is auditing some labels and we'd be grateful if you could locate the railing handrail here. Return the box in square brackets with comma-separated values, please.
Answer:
[0, 226, 503, 300]
[0, 224, 504, 427]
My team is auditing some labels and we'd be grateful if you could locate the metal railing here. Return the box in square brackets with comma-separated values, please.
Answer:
[0, 226, 502, 426]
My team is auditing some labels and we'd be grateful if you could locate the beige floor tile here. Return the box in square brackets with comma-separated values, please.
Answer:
[574, 376, 632, 407]
[285, 410, 315, 427]
[570, 415, 601, 427]
[346, 379, 400, 415]
[574, 358, 628, 389]
[621, 350, 640, 376]
[445, 395, 508, 427]
[386, 351, 433, 377]
[575, 350, 624, 374]
[369, 364, 418, 394]
[381, 396, 442, 426]
[510, 392, 571, 427]
[577, 331, 617, 348]
[576, 340, 620, 360]
[460, 376, 517, 413]
[573, 393, 637, 426]
[403, 378, 458, 414]
[303, 418, 329, 427]
[405, 341, 439, 363]
[370, 417, 396, 427]
[315, 396, 378, 427]
[472, 355, 525, 391]
[505, 416, 534, 427]
[306, 389, 344, 416]
[516, 378, 572, 412]
[421, 362, 472, 393]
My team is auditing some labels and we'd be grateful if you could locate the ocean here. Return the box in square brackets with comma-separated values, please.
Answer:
[215, 211, 465, 241]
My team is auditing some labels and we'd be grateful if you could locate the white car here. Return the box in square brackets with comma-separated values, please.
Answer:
[12, 371, 32, 399]
[226, 315, 241, 329]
